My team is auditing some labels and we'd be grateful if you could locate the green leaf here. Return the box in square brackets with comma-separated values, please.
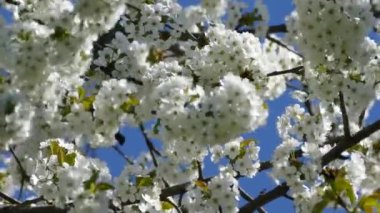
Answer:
[189, 94, 200, 102]
[136, 176, 153, 187]
[240, 139, 255, 149]
[51, 26, 70, 41]
[262, 102, 268, 110]
[120, 95, 140, 113]
[83, 170, 100, 193]
[17, 30, 32, 41]
[359, 192, 380, 213]
[153, 119, 161, 135]
[147, 47, 164, 64]
[57, 147, 66, 166]
[80, 51, 90, 61]
[48, 140, 77, 166]
[4, 99, 15, 115]
[84, 69, 96, 77]
[312, 190, 335, 213]
[312, 198, 330, 213]
[231, 139, 256, 161]
[334, 174, 356, 204]
[77, 86, 86, 100]
[96, 182, 115, 191]
[349, 73, 362, 82]
[81, 96, 95, 111]
[239, 9, 262, 25]
[59, 105, 71, 117]
[194, 180, 208, 192]
[64, 153, 76, 166]
[49, 140, 61, 156]
[161, 201, 175, 210]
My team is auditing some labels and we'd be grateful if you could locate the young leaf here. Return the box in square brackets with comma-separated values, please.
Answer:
[161, 201, 175, 210]
[195, 180, 208, 192]
[84, 170, 100, 193]
[136, 176, 153, 187]
[64, 153, 76, 166]
[96, 182, 115, 191]
[77, 86, 86, 100]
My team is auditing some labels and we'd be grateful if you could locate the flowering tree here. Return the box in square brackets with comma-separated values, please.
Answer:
[0, 0, 380, 212]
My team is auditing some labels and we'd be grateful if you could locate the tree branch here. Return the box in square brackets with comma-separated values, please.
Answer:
[238, 24, 287, 34]
[266, 66, 304, 77]
[9, 147, 29, 199]
[322, 118, 380, 166]
[0, 206, 66, 213]
[196, 161, 204, 180]
[238, 183, 289, 213]
[112, 146, 134, 164]
[0, 191, 20, 205]
[139, 124, 161, 167]
[339, 92, 351, 138]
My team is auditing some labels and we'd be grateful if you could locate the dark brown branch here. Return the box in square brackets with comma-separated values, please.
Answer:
[258, 161, 272, 172]
[266, 66, 304, 77]
[267, 24, 287, 34]
[4, 0, 20, 5]
[339, 92, 351, 138]
[370, 0, 380, 18]
[302, 84, 314, 116]
[238, 183, 289, 213]
[358, 109, 366, 128]
[283, 194, 294, 201]
[322, 119, 380, 166]
[0, 206, 66, 213]
[0, 191, 20, 205]
[20, 196, 45, 206]
[157, 160, 274, 202]
[196, 161, 204, 180]
[239, 187, 253, 202]
[238, 24, 287, 34]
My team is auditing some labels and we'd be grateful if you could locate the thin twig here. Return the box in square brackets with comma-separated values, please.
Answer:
[9, 146, 29, 200]
[112, 146, 134, 164]
[283, 194, 294, 201]
[238, 24, 287, 34]
[266, 35, 303, 57]
[339, 92, 351, 138]
[139, 124, 160, 167]
[266, 66, 304, 77]
[336, 194, 351, 212]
